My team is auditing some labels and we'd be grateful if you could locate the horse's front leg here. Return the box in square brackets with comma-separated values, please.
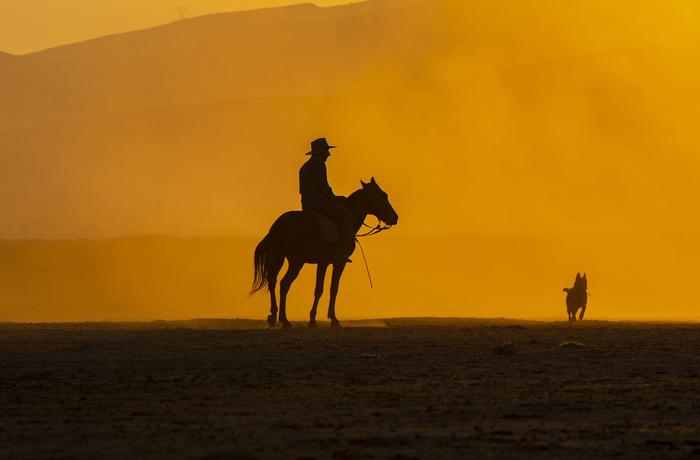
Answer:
[327, 262, 346, 328]
[309, 263, 328, 328]
[279, 260, 303, 328]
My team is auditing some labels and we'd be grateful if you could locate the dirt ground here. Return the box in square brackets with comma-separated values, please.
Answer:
[1, 318, 699, 459]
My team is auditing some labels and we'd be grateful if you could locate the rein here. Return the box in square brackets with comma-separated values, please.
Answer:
[354, 218, 392, 289]
[356, 221, 393, 238]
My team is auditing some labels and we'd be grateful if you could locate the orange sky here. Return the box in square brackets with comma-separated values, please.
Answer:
[1, 0, 352, 54]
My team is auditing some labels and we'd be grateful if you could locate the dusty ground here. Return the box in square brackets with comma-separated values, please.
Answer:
[1, 318, 699, 459]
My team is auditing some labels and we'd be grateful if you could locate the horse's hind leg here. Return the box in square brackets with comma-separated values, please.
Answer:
[266, 255, 284, 328]
[279, 260, 304, 328]
[309, 263, 328, 328]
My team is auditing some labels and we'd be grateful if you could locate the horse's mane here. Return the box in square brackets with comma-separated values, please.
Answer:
[337, 189, 364, 208]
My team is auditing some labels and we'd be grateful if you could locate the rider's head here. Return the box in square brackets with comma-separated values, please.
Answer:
[306, 137, 335, 160]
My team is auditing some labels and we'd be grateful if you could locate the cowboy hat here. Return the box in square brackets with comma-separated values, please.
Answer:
[306, 137, 336, 155]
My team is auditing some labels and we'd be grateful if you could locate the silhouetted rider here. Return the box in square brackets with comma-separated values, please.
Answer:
[299, 138, 355, 260]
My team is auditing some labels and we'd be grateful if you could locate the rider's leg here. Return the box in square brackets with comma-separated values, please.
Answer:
[337, 206, 356, 259]
[318, 201, 354, 261]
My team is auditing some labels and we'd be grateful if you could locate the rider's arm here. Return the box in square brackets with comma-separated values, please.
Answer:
[312, 160, 335, 200]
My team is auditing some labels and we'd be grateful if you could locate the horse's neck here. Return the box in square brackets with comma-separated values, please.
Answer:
[343, 190, 370, 233]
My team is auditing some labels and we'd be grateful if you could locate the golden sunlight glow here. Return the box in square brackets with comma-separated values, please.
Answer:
[1, 0, 700, 321]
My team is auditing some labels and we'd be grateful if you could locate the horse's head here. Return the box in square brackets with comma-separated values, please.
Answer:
[361, 177, 399, 226]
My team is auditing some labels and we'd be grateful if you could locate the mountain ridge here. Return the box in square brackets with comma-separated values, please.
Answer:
[0, 0, 409, 131]
[25, 2, 326, 58]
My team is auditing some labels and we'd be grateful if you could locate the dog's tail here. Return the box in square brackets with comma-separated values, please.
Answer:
[563, 287, 571, 293]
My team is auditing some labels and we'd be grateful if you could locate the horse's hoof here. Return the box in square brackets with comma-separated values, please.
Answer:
[281, 320, 292, 329]
[267, 315, 277, 328]
[308, 320, 317, 329]
[330, 319, 342, 328]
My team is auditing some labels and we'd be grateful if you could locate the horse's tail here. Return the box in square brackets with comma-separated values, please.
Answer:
[250, 233, 272, 296]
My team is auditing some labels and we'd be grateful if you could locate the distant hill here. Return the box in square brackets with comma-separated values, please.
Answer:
[0, 1, 353, 55]
[3, 2, 421, 130]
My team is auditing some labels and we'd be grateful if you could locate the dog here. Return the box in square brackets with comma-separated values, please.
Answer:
[563, 272, 588, 321]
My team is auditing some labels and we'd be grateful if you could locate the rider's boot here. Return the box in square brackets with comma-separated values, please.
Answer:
[336, 240, 353, 264]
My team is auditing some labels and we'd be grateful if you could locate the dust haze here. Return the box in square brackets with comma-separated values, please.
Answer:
[1, 0, 700, 321]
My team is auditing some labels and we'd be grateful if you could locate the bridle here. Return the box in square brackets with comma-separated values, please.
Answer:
[356, 220, 393, 238]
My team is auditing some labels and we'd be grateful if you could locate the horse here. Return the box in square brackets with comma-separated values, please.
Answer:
[563, 272, 588, 321]
[250, 177, 399, 328]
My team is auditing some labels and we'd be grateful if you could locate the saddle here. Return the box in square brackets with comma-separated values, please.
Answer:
[306, 211, 339, 243]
